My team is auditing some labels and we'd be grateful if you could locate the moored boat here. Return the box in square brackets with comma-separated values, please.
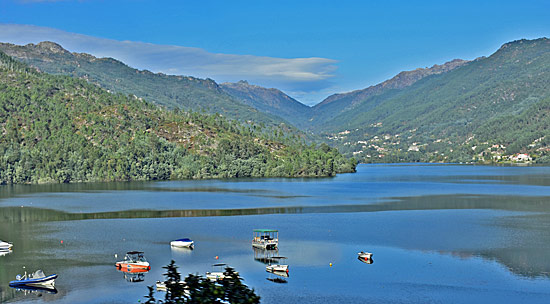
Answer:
[358, 251, 373, 262]
[115, 251, 151, 271]
[206, 263, 228, 282]
[252, 229, 278, 250]
[9, 270, 57, 288]
[170, 238, 194, 248]
[266, 256, 289, 273]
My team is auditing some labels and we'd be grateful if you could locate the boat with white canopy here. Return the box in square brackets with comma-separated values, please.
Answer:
[252, 229, 278, 250]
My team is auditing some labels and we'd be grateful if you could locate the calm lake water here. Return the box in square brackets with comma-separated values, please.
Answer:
[1, 164, 550, 303]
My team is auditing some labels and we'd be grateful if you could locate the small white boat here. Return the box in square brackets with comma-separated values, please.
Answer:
[156, 280, 189, 295]
[266, 256, 289, 273]
[266, 264, 288, 272]
[156, 281, 167, 291]
[206, 263, 227, 282]
[9, 270, 57, 288]
[170, 238, 194, 248]
[0, 240, 13, 250]
[358, 251, 373, 261]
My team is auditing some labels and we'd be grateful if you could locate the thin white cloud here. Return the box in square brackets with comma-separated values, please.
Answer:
[0, 24, 337, 104]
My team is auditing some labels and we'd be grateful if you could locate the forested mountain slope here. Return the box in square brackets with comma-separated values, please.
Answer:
[0, 41, 284, 126]
[0, 51, 356, 184]
[220, 80, 312, 129]
[325, 38, 550, 163]
[310, 59, 469, 127]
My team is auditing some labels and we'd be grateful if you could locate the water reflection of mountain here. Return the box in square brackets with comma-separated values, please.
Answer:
[0, 181, 276, 201]
[3, 194, 550, 223]
[478, 249, 550, 279]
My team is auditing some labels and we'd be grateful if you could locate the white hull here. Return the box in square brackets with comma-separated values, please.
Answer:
[358, 252, 373, 259]
[266, 264, 288, 273]
[0, 241, 13, 250]
[170, 240, 194, 248]
[252, 241, 278, 250]
[205, 272, 225, 282]
[26, 278, 55, 288]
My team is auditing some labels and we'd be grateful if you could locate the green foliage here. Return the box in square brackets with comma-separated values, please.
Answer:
[146, 260, 260, 304]
[0, 51, 356, 184]
[322, 38, 550, 163]
[220, 80, 312, 130]
[0, 42, 283, 126]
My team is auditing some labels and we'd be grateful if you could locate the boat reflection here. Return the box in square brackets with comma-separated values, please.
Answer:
[116, 265, 149, 282]
[171, 246, 194, 255]
[253, 247, 279, 264]
[266, 270, 289, 284]
[10, 285, 58, 294]
[123, 272, 145, 283]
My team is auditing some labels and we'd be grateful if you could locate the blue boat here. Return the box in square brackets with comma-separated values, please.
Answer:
[9, 270, 57, 288]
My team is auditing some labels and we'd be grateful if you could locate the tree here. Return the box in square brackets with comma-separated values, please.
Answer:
[144, 260, 260, 304]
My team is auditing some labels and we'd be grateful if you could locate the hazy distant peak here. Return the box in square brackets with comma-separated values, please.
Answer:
[224, 80, 268, 90]
[34, 41, 68, 54]
[317, 58, 470, 109]
[381, 58, 469, 89]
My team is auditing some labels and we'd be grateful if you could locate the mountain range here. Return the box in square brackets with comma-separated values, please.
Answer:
[0, 41, 283, 126]
[1, 38, 549, 164]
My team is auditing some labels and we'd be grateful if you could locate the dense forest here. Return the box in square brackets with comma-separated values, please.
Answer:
[0, 51, 356, 184]
[0, 41, 284, 126]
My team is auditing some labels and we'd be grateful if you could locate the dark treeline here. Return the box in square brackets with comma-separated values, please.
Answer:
[0, 51, 356, 184]
[145, 261, 260, 304]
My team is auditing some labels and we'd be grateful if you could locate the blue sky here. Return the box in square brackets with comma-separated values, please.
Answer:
[0, 0, 549, 105]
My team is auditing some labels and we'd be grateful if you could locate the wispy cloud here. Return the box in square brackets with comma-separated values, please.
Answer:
[0, 24, 337, 105]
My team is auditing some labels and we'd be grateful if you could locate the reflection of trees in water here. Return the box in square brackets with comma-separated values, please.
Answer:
[478, 249, 550, 279]
[3, 194, 550, 223]
[0, 181, 276, 200]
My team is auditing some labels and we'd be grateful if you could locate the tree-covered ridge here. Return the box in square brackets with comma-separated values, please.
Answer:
[0, 41, 284, 126]
[325, 38, 550, 164]
[220, 80, 312, 129]
[0, 51, 356, 184]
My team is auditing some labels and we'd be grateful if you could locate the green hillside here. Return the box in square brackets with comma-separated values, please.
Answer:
[0, 41, 284, 126]
[220, 80, 312, 129]
[323, 38, 550, 163]
[310, 59, 468, 128]
[0, 51, 356, 184]
[2, 38, 549, 165]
